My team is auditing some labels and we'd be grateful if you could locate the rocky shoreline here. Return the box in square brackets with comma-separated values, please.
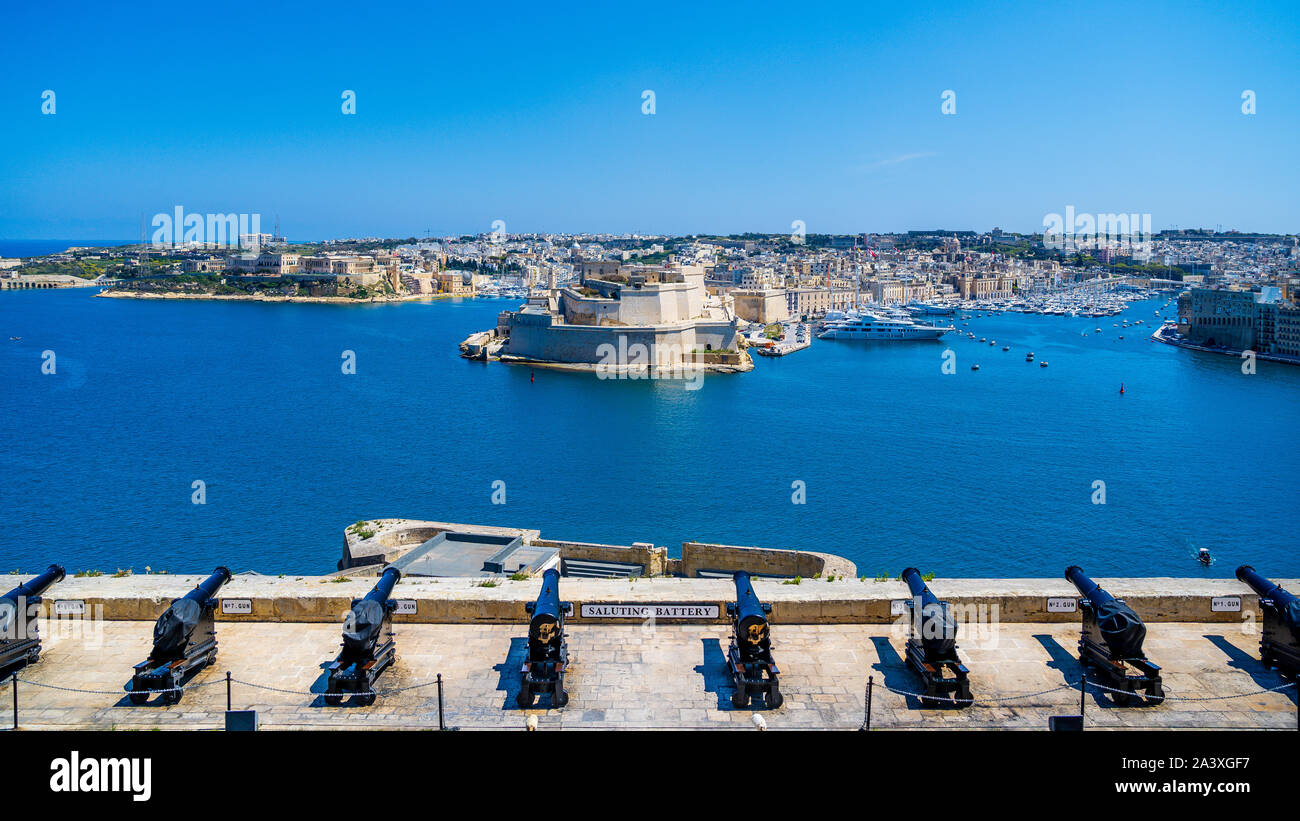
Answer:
[96, 289, 451, 305]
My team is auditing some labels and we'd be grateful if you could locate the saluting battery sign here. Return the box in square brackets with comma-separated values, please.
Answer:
[579, 603, 720, 620]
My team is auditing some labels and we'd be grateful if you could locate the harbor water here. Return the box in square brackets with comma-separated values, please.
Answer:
[2, 289, 1297, 577]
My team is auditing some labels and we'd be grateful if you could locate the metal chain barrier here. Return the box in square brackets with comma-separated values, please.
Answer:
[15, 677, 225, 696]
[875, 675, 1296, 706]
[1081, 677, 1296, 702]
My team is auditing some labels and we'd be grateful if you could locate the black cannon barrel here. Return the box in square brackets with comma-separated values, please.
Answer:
[1064, 565, 1114, 604]
[342, 567, 401, 654]
[5, 564, 66, 602]
[1237, 565, 1298, 608]
[732, 571, 771, 654]
[183, 566, 232, 603]
[530, 569, 563, 625]
[733, 571, 766, 625]
[1064, 565, 1146, 658]
[151, 567, 230, 658]
[901, 567, 938, 607]
[364, 566, 402, 604]
[902, 567, 956, 657]
[1237, 565, 1300, 636]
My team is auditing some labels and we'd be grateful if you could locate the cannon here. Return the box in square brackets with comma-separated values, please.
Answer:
[517, 568, 572, 709]
[900, 568, 972, 706]
[0, 564, 66, 674]
[726, 572, 782, 709]
[129, 566, 231, 704]
[1236, 565, 1300, 678]
[1065, 565, 1163, 705]
[325, 566, 401, 706]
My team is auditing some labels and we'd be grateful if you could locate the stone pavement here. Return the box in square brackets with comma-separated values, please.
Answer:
[5, 620, 1295, 730]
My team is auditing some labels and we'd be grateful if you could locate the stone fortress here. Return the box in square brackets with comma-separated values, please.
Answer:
[460, 260, 752, 374]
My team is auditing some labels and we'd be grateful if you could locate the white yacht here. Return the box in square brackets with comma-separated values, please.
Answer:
[816, 311, 948, 341]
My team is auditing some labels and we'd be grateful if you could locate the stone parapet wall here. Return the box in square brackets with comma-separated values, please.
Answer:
[679, 541, 857, 579]
[20, 574, 1284, 626]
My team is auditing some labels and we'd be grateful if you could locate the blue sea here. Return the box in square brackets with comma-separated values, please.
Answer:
[1, 288, 1297, 578]
[0, 240, 136, 258]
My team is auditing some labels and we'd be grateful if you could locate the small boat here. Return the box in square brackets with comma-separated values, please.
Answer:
[1040, 361, 1049, 367]
[8, 336, 19, 341]
[978, 337, 986, 343]
[1025, 353, 1034, 361]
[970, 364, 980, 371]
[1002, 346, 1010, 351]
[1197, 547, 1212, 566]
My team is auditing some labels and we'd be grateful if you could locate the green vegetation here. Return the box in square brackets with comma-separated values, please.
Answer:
[763, 323, 782, 340]
[475, 579, 499, 588]
[347, 521, 376, 540]
[509, 572, 530, 581]
[782, 576, 802, 585]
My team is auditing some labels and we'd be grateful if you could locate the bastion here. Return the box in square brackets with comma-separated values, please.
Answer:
[6, 521, 1294, 731]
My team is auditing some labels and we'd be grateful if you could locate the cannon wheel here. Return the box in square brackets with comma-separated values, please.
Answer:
[516, 688, 535, 709]
[731, 688, 750, 709]
[1146, 683, 1165, 705]
[324, 693, 343, 706]
[162, 688, 182, 706]
[554, 688, 569, 709]
[356, 693, 376, 707]
[128, 690, 149, 706]
[1111, 684, 1133, 706]
[768, 686, 783, 709]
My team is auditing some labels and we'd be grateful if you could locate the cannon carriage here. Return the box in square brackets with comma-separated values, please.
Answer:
[517, 568, 571, 709]
[1236, 565, 1300, 679]
[900, 567, 972, 707]
[325, 566, 401, 706]
[129, 566, 231, 704]
[1065, 565, 1163, 705]
[0, 564, 66, 675]
[726, 572, 782, 709]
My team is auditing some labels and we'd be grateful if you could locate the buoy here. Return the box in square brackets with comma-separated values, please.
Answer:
[1119, 382, 1125, 394]
[530, 370, 535, 383]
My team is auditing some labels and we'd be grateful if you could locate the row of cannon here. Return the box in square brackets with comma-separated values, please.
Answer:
[2, 563, 1298, 710]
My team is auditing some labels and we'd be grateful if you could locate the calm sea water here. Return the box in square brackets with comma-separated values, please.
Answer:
[0, 240, 135, 258]
[1, 289, 1297, 578]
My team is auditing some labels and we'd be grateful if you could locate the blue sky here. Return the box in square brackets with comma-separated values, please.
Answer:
[1, 0, 1296, 239]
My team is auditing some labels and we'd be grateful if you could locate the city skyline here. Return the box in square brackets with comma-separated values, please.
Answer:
[2, 0, 1298, 239]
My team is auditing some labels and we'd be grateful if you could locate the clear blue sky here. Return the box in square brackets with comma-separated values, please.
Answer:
[1, 0, 1296, 239]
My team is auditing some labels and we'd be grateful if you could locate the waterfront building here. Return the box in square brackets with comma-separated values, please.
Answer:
[785, 287, 856, 318]
[1176, 286, 1300, 357]
[487, 262, 745, 370]
[732, 288, 790, 323]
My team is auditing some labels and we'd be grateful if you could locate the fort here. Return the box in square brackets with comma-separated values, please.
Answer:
[459, 261, 753, 374]
[2, 519, 1296, 731]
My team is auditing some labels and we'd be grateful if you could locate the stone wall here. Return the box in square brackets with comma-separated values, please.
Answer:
[679, 541, 857, 579]
[532, 539, 669, 576]
[21, 574, 1285, 626]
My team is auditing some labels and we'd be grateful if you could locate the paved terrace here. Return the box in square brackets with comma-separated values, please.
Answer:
[7, 620, 1295, 730]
